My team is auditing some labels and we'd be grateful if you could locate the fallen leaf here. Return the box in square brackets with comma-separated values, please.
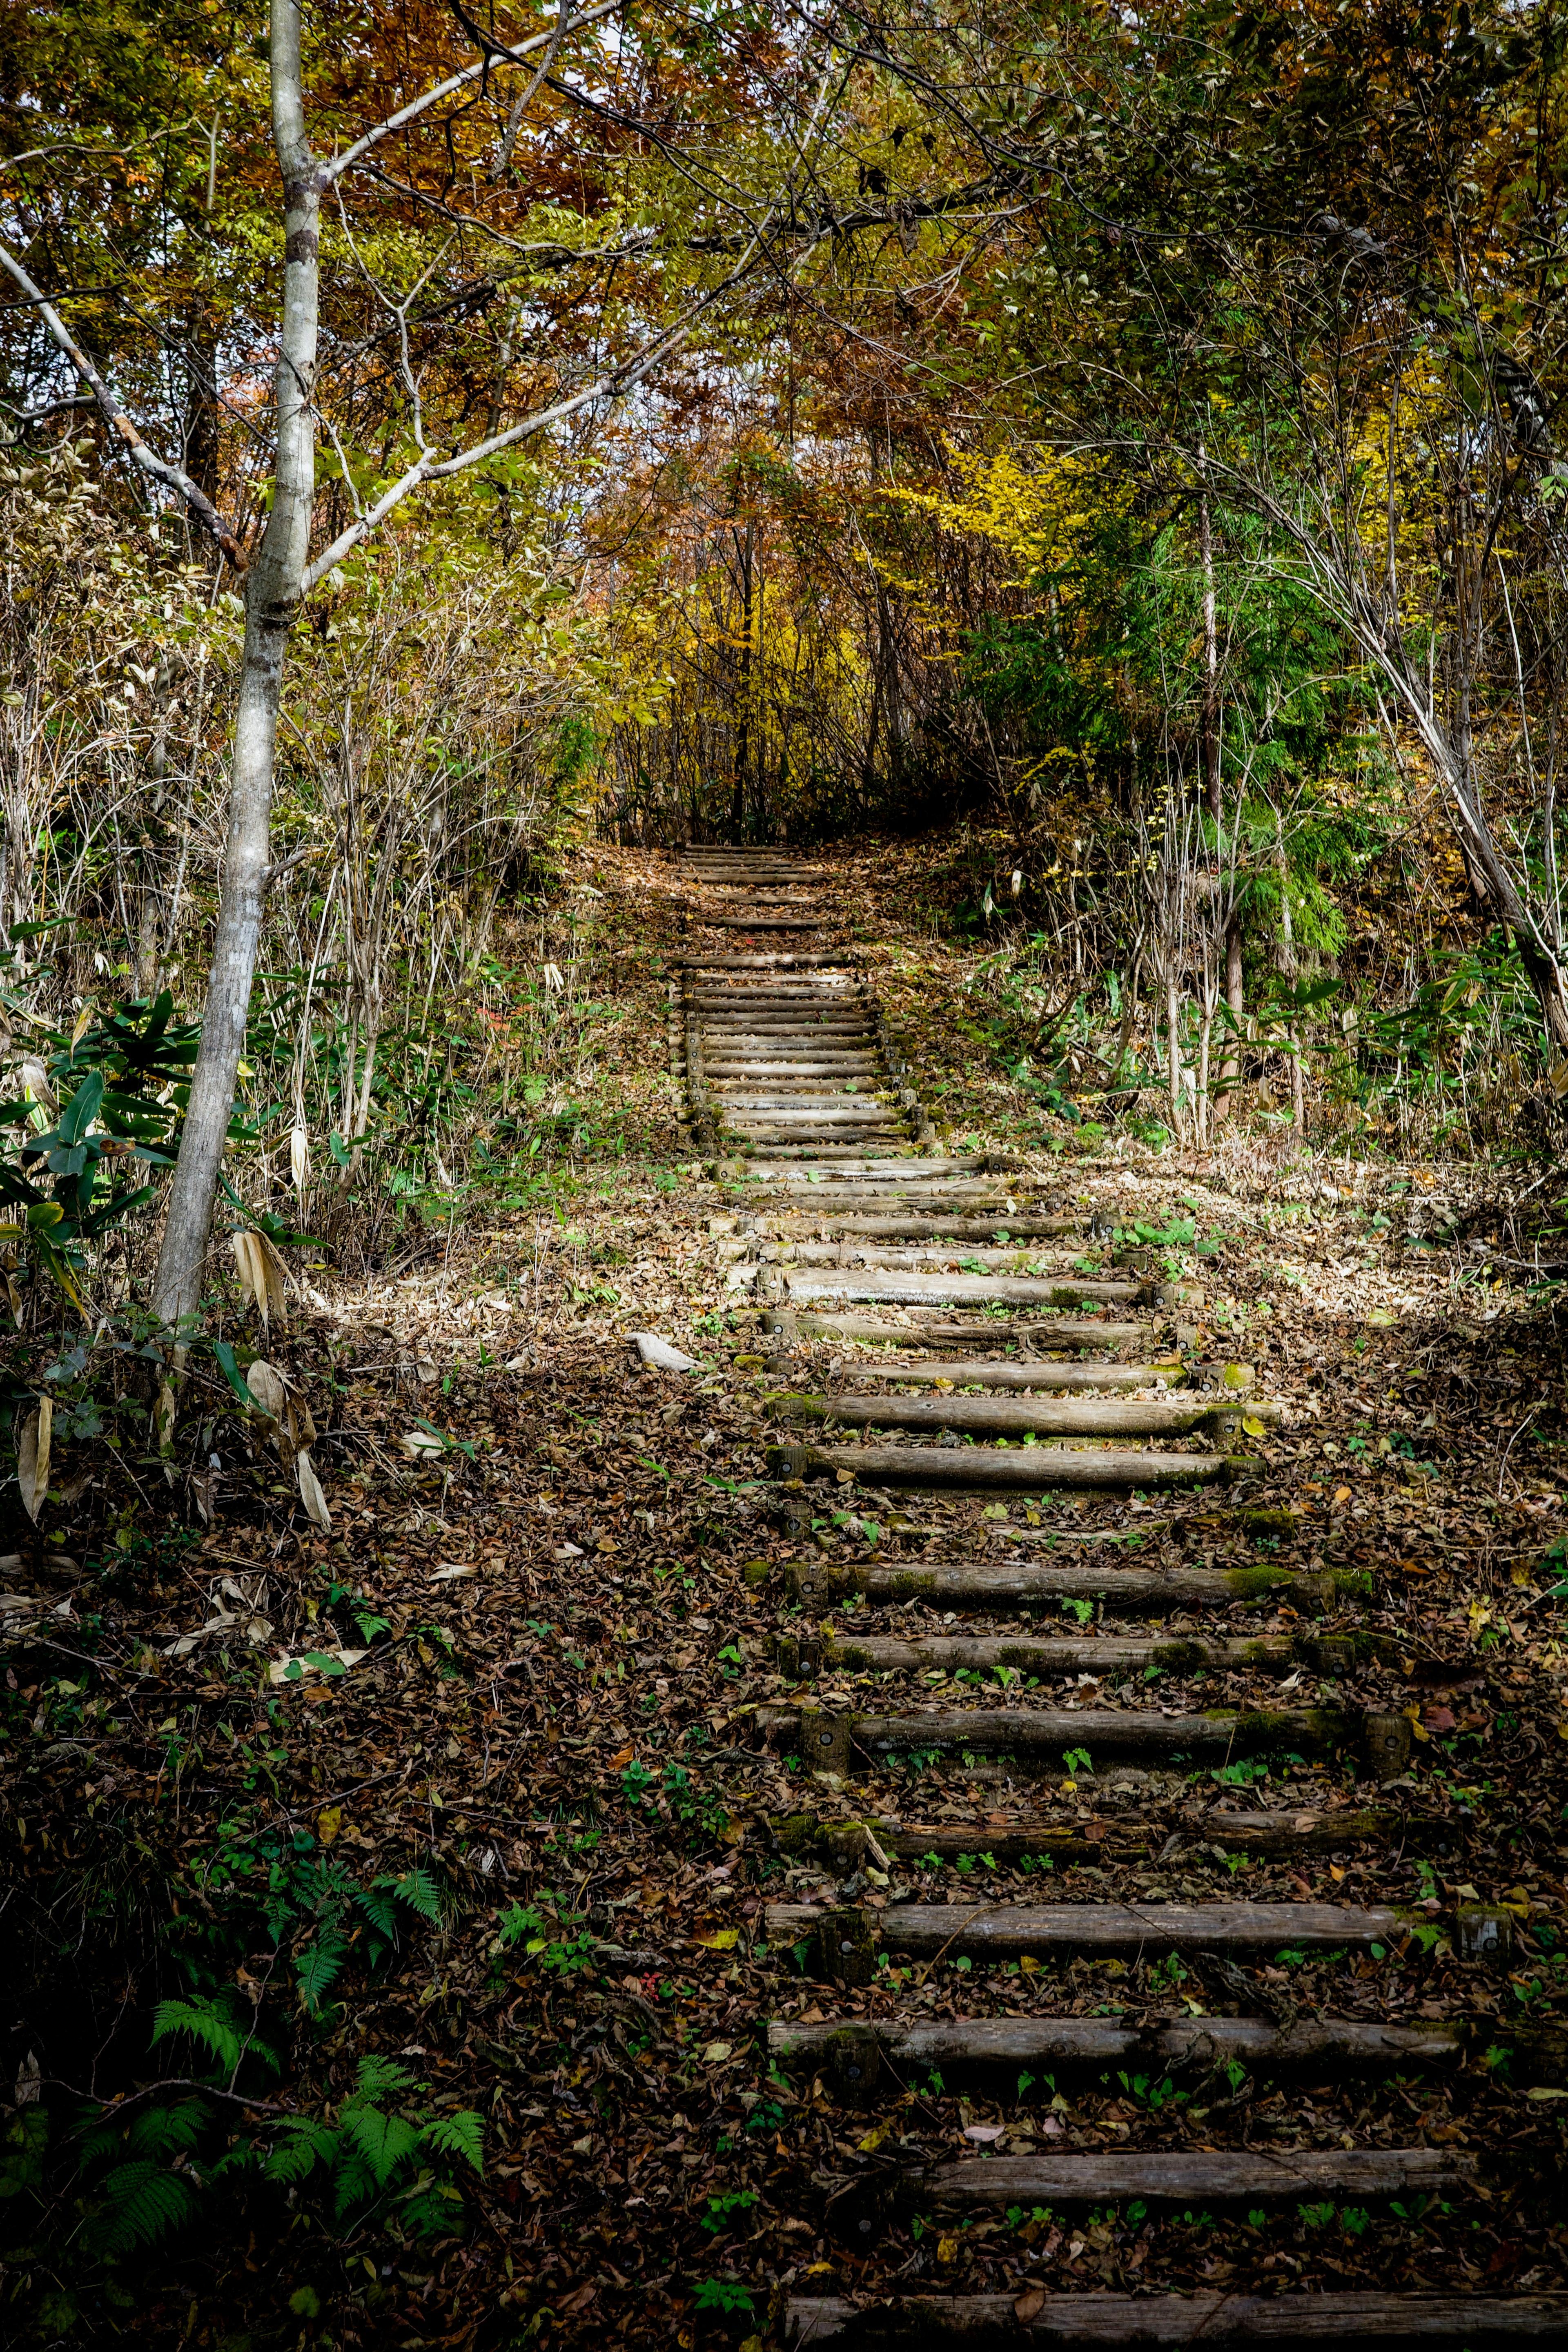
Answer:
[17, 1401, 51, 1522]
[702, 2040, 733, 2062]
[1332, 1483, 1352, 1506]
[964, 2123, 1005, 2145]
[693, 1926, 739, 1950]
[316, 1806, 342, 1846]
[1015, 2285, 1047, 2322]
[297, 1450, 332, 1530]
[1422, 1704, 1457, 1733]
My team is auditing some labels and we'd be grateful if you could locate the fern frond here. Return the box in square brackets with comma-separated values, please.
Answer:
[394, 1868, 442, 1924]
[125, 2098, 209, 2158]
[340, 2103, 421, 2189]
[150, 1995, 243, 2077]
[86, 2160, 198, 2257]
[331, 2150, 377, 2221]
[354, 1883, 399, 1941]
[294, 1928, 348, 2014]
[420, 2111, 484, 2174]
[261, 2118, 339, 2185]
[352, 2054, 416, 2105]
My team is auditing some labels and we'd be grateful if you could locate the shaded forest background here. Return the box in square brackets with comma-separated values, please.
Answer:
[5, 0, 1568, 1202]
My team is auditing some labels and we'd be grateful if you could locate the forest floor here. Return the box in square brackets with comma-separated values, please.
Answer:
[4, 835, 1567, 2348]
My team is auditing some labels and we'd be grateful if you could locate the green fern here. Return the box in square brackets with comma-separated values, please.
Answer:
[84, 2159, 197, 2258]
[394, 1868, 441, 1924]
[294, 1926, 349, 2014]
[421, 2110, 483, 2173]
[262, 2116, 339, 2186]
[353, 2054, 417, 2105]
[150, 1993, 280, 2080]
[340, 2104, 422, 2189]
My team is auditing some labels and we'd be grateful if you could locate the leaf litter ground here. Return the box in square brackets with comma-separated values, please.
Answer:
[3, 839, 1567, 2347]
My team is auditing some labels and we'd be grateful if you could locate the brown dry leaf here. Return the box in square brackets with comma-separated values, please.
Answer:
[297, 1450, 332, 1530]
[232, 1229, 290, 1324]
[17, 1399, 51, 1521]
[246, 1359, 287, 1422]
[1014, 2285, 1047, 2322]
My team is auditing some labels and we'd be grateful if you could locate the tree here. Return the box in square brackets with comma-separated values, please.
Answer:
[0, 0, 866, 1326]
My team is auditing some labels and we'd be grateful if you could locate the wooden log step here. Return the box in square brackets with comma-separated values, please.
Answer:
[782, 1243, 1117, 1269]
[784, 2290, 1568, 2346]
[825, 1216, 1079, 1241]
[755, 1703, 1413, 1777]
[786, 1270, 1163, 1307]
[767, 1441, 1237, 1492]
[781, 1804, 1464, 1866]
[702, 914, 824, 928]
[768, 2009, 1541, 2085]
[807, 1628, 1376, 1678]
[755, 1160, 995, 1182]
[843, 1361, 1189, 1392]
[784, 1559, 1343, 1613]
[775, 1394, 1278, 1441]
[786, 1317, 1148, 1349]
[765, 1897, 1515, 1971]
[899, 2145, 1477, 2214]
[682, 951, 852, 968]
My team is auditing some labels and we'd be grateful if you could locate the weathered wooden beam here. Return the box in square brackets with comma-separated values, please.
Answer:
[765, 1896, 1512, 1970]
[755, 1701, 1412, 1778]
[767, 1440, 1236, 1492]
[784, 2291, 1568, 2346]
[783, 1558, 1343, 1612]
[842, 1360, 1188, 1391]
[774, 1392, 1277, 1440]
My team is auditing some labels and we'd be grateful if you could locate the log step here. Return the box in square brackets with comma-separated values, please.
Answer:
[898, 2145, 1478, 2213]
[842, 1361, 1190, 1391]
[768, 1441, 1237, 1492]
[785, 2294, 1568, 2348]
[755, 1703, 1414, 1777]
[766, 1898, 1514, 1970]
[773, 1805, 1463, 1867]
[775, 1393, 1278, 1440]
[786, 1317, 1148, 1349]
[769, 2009, 1559, 2085]
[805, 1628, 1379, 1678]
[785, 1270, 1167, 1307]
[784, 1559, 1344, 1612]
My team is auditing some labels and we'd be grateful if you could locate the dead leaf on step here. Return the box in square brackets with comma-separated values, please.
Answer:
[1014, 2285, 1047, 2322]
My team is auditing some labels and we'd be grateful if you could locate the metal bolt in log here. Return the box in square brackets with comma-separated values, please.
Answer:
[1454, 1904, 1514, 1965]
[799, 1706, 856, 1778]
[1359, 1711, 1414, 1782]
[813, 1903, 878, 1987]
[825, 2021, 884, 2105]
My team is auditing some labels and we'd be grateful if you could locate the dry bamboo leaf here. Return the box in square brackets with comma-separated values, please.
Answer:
[254, 1231, 290, 1323]
[246, 1359, 287, 1421]
[290, 1125, 309, 1189]
[297, 1449, 331, 1529]
[154, 1379, 176, 1455]
[231, 1230, 266, 1319]
[287, 1394, 317, 1451]
[17, 1398, 51, 1521]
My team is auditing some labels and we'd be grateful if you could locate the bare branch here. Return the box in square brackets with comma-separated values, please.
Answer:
[0, 241, 249, 570]
[319, 0, 622, 190]
[301, 243, 760, 594]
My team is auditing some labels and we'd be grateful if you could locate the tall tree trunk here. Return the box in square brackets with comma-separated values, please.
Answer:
[1199, 466, 1243, 1117]
[151, 0, 318, 1331]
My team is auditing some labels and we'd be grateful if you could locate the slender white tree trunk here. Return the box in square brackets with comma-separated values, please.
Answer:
[151, 0, 318, 1330]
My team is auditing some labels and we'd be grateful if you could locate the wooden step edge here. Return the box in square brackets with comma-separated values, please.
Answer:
[803, 1628, 1394, 1677]
[763, 1898, 1518, 1978]
[766, 2010, 1568, 2086]
[768, 1804, 1463, 1866]
[781, 1559, 1347, 1613]
[771, 1394, 1282, 1435]
[767, 1441, 1243, 1492]
[753, 1700, 1415, 1779]
[784, 2291, 1568, 2345]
